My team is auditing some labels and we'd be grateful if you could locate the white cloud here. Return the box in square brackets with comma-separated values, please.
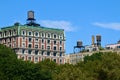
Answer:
[39, 20, 75, 32]
[93, 22, 120, 30]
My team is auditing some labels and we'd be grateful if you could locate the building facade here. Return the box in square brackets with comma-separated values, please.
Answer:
[0, 23, 65, 64]
[106, 43, 120, 50]
[67, 52, 93, 64]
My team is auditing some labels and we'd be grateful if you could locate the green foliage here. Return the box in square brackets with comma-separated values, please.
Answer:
[53, 52, 120, 80]
[0, 44, 120, 80]
[99, 47, 105, 50]
[0, 44, 56, 80]
[84, 52, 103, 63]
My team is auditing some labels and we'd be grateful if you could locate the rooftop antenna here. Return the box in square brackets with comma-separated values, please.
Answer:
[26, 11, 40, 26]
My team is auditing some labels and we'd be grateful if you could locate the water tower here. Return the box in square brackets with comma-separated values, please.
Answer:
[26, 11, 40, 26]
[74, 40, 84, 53]
[96, 35, 101, 47]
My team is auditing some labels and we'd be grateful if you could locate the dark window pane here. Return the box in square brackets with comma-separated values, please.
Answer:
[53, 59, 56, 62]
[28, 50, 32, 54]
[35, 50, 38, 55]
[53, 52, 56, 56]
[47, 52, 50, 56]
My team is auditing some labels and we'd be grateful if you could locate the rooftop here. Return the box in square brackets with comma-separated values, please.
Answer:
[0, 23, 64, 33]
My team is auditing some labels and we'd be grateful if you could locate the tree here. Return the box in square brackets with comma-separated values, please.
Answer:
[1, 44, 120, 80]
[84, 52, 103, 63]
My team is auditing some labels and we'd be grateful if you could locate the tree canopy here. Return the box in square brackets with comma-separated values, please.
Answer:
[0, 44, 120, 80]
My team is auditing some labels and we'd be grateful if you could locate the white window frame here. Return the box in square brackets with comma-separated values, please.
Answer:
[59, 34, 63, 39]
[22, 43, 25, 48]
[34, 32, 39, 37]
[47, 33, 51, 38]
[53, 34, 57, 39]
[47, 46, 50, 50]
[21, 30, 26, 35]
[35, 57, 38, 62]
[35, 44, 38, 49]
[41, 33, 45, 37]
[28, 31, 33, 36]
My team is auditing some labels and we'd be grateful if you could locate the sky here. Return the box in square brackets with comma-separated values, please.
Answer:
[0, 0, 120, 54]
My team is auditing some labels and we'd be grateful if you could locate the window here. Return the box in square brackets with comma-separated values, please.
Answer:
[48, 33, 50, 38]
[28, 44, 32, 48]
[29, 38, 32, 42]
[23, 31, 25, 35]
[42, 51, 44, 55]
[60, 34, 63, 39]
[22, 43, 25, 47]
[42, 39, 44, 43]
[35, 45, 38, 49]
[0, 34, 2, 38]
[60, 52, 62, 57]
[35, 38, 38, 42]
[28, 31, 32, 36]
[47, 52, 50, 56]
[35, 50, 38, 55]
[22, 31, 26, 35]
[54, 46, 56, 50]
[47, 46, 50, 50]
[60, 41, 62, 45]
[60, 47, 62, 51]
[60, 59, 62, 63]
[47, 40, 50, 44]
[10, 32, 12, 36]
[42, 45, 44, 49]
[22, 49, 25, 54]
[28, 50, 32, 54]
[35, 57, 38, 62]
[35, 32, 39, 37]
[117, 46, 120, 48]
[23, 37, 25, 41]
[53, 52, 56, 56]
[4, 32, 7, 37]
[13, 30, 16, 35]
[54, 41, 56, 45]
[53, 59, 56, 62]
[42, 33, 44, 37]
[9, 44, 11, 47]
[54, 34, 56, 38]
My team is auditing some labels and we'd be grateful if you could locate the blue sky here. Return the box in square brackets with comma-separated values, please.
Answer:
[1, 0, 120, 54]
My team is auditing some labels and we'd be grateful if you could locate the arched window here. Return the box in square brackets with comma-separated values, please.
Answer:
[35, 32, 39, 37]
[42, 33, 44, 37]
[60, 34, 63, 39]
[29, 32, 32, 36]
[48, 33, 51, 38]
[23, 31, 25, 35]
[21, 30, 26, 35]
[54, 34, 57, 39]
